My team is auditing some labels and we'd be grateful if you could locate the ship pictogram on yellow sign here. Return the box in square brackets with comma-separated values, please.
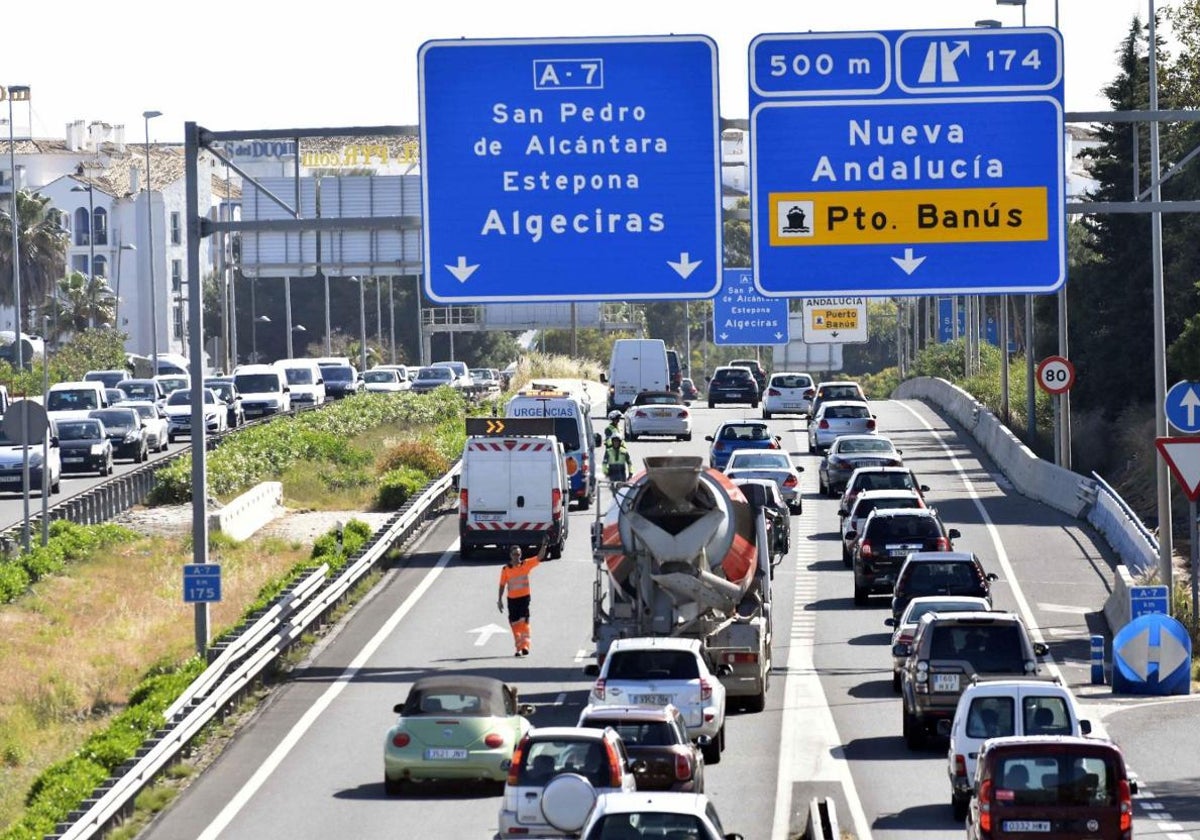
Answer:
[811, 308, 860, 331]
[770, 187, 1048, 247]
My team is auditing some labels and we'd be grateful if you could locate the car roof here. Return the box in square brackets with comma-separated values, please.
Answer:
[818, 380, 861, 388]
[589, 791, 712, 818]
[982, 734, 1120, 752]
[609, 637, 701, 652]
[579, 704, 680, 722]
[918, 610, 1022, 627]
[716, 420, 768, 430]
[526, 726, 610, 742]
[865, 507, 940, 520]
[960, 677, 1067, 696]
[902, 551, 977, 563]
[833, 434, 890, 445]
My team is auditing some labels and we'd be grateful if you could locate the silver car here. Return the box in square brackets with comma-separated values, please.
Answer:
[806, 400, 876, 454]
[723, 448, 803, 511]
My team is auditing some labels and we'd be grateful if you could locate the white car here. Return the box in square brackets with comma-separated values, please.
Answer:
[761, 371, 816, 419]
[587, 637, 726, 765]
[945, 677, 1093, 819]
[807, 400, 877, 454]
[884, 595, 991, 692]
[164, 387, 228, 443]
[839, 489, 927, 565]
[154, 373, 190, 397]
[119, 400, 170, 452]
[0, 425, 61, 496]
[360, 368, 408, 393]
[578, 792, 741, 840]
[722, 448, 803, 511]
[622, 390, 692, 441]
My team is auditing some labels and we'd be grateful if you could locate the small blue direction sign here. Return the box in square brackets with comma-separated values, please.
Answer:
[419, 36, 723, 303]
[1112, 613, 1192, 696]
[713, 269, 789, 346]
[749, 28, 1065, 297]
[183, 564, 222, 604]
[1165, 380, 1200, 433]
[1129, 585, 1170, 619]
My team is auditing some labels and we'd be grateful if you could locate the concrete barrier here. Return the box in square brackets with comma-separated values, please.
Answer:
[208, 482, 283, 542]
[1103, 563, 1138, 639]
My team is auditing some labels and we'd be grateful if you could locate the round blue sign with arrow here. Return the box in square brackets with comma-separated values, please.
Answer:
[1166, 380, 1200, 433]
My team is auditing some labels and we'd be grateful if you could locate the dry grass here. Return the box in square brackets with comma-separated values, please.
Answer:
[0, 530, 311, 830]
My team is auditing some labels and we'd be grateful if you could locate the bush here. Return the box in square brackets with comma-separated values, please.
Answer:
[377, 440, 449, 477]
[0, 522, 138, 603]
[376, 467, 428, 510]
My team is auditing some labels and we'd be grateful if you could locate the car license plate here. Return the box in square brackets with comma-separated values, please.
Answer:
[63, 457, 84, 464]
[0, 475, 20, 483]
[1002, 821, 1050, 832]
[474, 513, 504, 521]
[424, 748, 468, 760]
[933, 674, 960, 692]
[783, 403, 801, 409]
[633, 694, 672, 706]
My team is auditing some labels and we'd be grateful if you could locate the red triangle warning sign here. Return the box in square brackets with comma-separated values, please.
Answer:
[1156, 437, 1200, 501]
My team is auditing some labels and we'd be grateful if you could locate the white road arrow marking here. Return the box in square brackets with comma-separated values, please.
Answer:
[445, 256, 479, 283]
[468, 623, 507, 646]
[891, 248, 926, 275]
[1183, 387, 1200, 428]
[668, 252, 702, 279]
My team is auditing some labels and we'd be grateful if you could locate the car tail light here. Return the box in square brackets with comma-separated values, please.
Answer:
[581, 452, 590, 476]
[915, 661, 929, 693]
[804, 388, 815, 398]
[783, 475, 798, 488]
[675, 753, 693, 781]
[552, 488, 562, 521]
[859, 540, 874, 559]
[953, 754, 967, 779]
[935, 537, 951, 551]
[700, 678, 713, 702]
[679, 409, 689, 419]
[769, 440, 780, 449]
[866, 418, 876, 430]
[634, 409, 648, 417]
[604, 737, 624, 787]
[723, 652, 759, 664]
[459, 489, 468, 516]
[507, 737, 529, 785]
[818, 419, 829, 429]
[897, 633, 913, 645]
[1118, 778, 1133, 833]
[767, 387, 781, 396]
[592, 678, 606, 701]
[392, 732, 411, 748]
[978, 779, 993, 833]
[484, 732, 505, 749]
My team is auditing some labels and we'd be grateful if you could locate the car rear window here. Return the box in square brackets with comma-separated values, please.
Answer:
[854, 497, 921, 520]
[713, 369, 750, 382]
[871, 515, 942, 540]
[518, 739, 608, 787]
[966, 696, 1016, 738]
[908, 562, 979, 591]
[822, 385, 862, 399]
[993, 753, 1116, 806]
[607, 650, 700, 681]
[837, 438, 893, 453]
[1023, 696, 1073, 735]
[855, 472, 918, 493]
[581, 719, 674, 747]
[824, 405, 870, 419]
[772, 375, 811, 388]
[589, 814, 707, 838]
[929, 623, 1026, 672]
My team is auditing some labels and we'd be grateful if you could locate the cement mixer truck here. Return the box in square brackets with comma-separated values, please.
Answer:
[587, 455, 773, 711]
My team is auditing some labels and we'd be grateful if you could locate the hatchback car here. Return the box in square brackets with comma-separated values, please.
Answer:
[966, 736, 1135, 840]
[680, 377, 699, 401]
[623, 390, 692, 441]
[810, 379, 868, 417]
[322, 364, 362, 398]
[120, 400, 170, 452]
[839, 466, 930, 511]
[410, 366, 456, 393]
[116, 378, 166, 406]
[839, 489, 927, 565]
[728, 358, 767, 392]
[498, 726, 637, 838]
[885, 595, 992, 692]
[849, 508, 961, 605]
[0, 426, 61, 495]
[56, 418, 114, 476]
[705, 420, 781, 471]
[577, 704, 706, 792]
[761, 371, 816, 419]
[204, 378, 246, 428]
[807, 401, 876, 454]
[578, 792, 742, 840]
[164, 388, 228, 442]
[83, 369, 130, 389]
[383, 675, 535, 794]
[707, 366, 759, 408]
[362, 368, 408, 393]
[818, 434, 904, 496]
[895, 610, 1049, 748]
[947, 677, 1093, 818]
[891, 551, 999, 624]
[723, 449, 803, 511]
[87, 407, 149, 462]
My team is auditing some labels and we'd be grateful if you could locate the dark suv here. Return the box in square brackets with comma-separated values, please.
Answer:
[895, 611, 1048, 748]
[890, 551, 998, 623]
[848, 508, 960, 605]
[707, 366, 759, 408]
[728, 358, 767, 393]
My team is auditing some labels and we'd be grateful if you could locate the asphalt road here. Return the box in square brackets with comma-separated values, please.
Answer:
[127, 398, 1200, 840]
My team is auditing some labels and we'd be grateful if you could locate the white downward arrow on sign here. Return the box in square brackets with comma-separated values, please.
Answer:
[668, 252, 701, 279]
[469, 623, 508, 646]
[445, 256, 479, 283]
[891, 248, 926, 275]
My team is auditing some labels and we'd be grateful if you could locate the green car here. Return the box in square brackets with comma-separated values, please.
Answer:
[384, 675, 535, 794]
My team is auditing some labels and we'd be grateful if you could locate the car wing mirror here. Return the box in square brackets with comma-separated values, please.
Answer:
[884, 617, 896, 627]
[1128, 778, 1138, 795]
[948, 528, 962, 539]
[891, 642, 912, 657]
[704, 436, 714, 442]
[986, 572, 999, 581]
[1080, 719, 1092, 735]
[716, 663, 734, 677]
[392, 703, 405, 714]
[594, 432, 602, 447]
[583, 663, 600, 677]
[518, 703, 537, 717]
[1033, 642, 1050, 657]
[936, 719, 953, 737]
[844, 530, 857, 541]
[838, 509, 848, 517]
[920, 484, 930, 492]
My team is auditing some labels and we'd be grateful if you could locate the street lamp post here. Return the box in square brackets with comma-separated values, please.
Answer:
[284, 276, 293, 358]
[114, 243, 135, 328]
[143, 110, 162, 370]
[7, 84, 31, 553]
[252, 314, 270, 363]
[353, 276, 367, 371]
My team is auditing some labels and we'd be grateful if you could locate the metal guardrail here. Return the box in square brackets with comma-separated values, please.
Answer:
[49, 465, 458, 840]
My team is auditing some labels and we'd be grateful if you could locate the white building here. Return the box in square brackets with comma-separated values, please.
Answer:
[2, 119, 230, 359]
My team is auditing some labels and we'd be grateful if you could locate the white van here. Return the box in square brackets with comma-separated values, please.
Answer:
[46, 380, 109, 422]
[505, 386, 598, 510]
[232, 364, 291, 418]
[275, 359, 326, 407]
[603, 338, 670, 412]
[458, 417, 568, 560]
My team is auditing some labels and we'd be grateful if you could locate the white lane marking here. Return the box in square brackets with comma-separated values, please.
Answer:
[554, 693, 566, 707]
[574, 649, 589, 663]
[772, 477, 873, 840]
[1037, 602, 1093, 614]
[195, 542, 457, 840]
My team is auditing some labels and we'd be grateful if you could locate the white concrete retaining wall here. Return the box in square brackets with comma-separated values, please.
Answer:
[208, 481, 283, 542]
[1103, 564, 1137, 639]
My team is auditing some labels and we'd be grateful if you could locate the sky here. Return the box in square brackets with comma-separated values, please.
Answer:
[4, 0, 1178, 144]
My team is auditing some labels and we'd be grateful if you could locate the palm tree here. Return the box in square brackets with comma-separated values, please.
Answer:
[0, 190, 69, 334]
[42, 270, 116, 340]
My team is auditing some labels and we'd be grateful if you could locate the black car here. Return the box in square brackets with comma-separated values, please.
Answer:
[728, 358, 767, 393]
[666, 349, 683, 393]
[321, 364, 362, 399]
[733, 477, 791, 559]
[890, 551, 998, 624]
[848, 508, 961, 606]
[205, 378, 246, 428]
[87, 407, 149, 463]
[56, 418, 114, 476]
[707, 366, 759, 408]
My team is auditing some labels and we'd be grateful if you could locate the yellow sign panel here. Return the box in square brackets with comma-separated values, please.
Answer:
[769, 187, 1048, 247]
[810, 308, 860, 331]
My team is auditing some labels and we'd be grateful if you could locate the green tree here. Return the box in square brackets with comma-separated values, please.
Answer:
[0, 191, 69, 334]
[723, 197, 751, 268]
[42, 270, 116, 339]
[46, 327, 129, 382]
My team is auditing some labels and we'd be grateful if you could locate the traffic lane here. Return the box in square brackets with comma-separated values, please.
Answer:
[1103, 699, 1200, 837]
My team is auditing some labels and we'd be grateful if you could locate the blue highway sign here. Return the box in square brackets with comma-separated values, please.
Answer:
[1129, 585, 1170, 619]
[749, 28, 1065, 298]
[1165, 380, 1200, 433]
[714, 269, 789, 346]
[1112, 613, 1192, 696]
[183, 564, 222, 604]
[419, 36, 723, 303]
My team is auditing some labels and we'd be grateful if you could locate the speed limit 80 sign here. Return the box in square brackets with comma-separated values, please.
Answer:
[1037, 355, 1075, 394]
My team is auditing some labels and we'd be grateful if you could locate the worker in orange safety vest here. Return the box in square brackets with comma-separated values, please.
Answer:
[497, 538, 549, 656]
